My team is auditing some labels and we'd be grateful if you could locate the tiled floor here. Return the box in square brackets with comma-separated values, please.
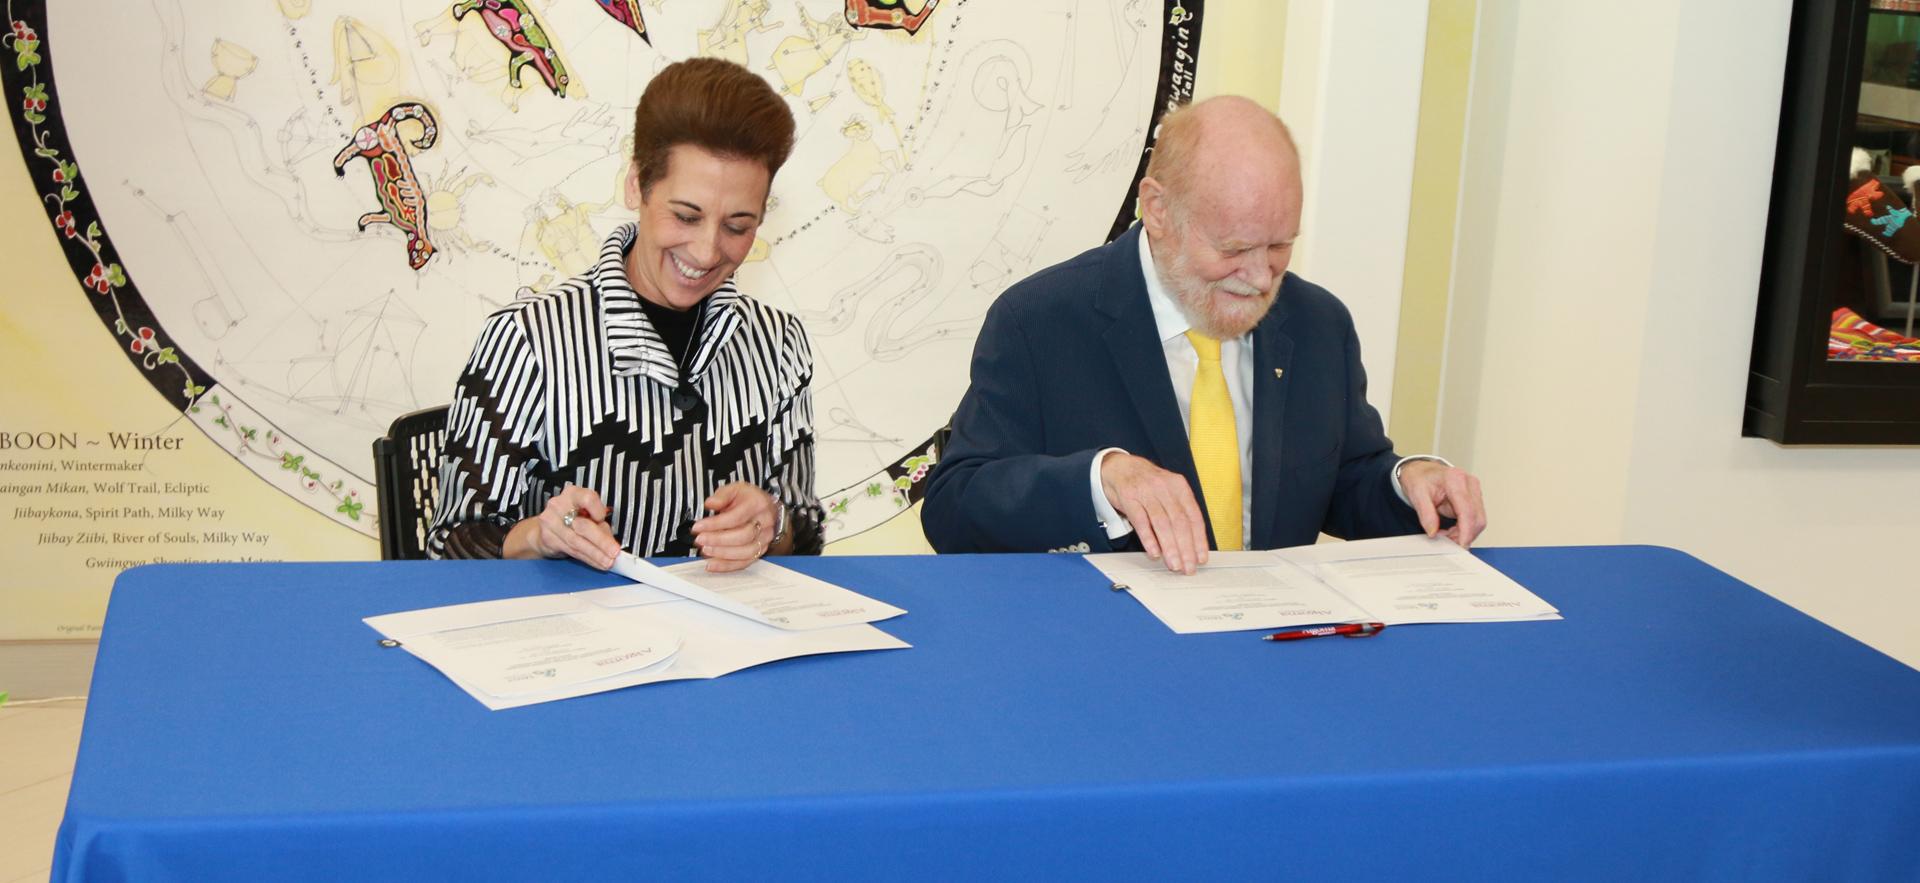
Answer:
[0, 699, 83, 883]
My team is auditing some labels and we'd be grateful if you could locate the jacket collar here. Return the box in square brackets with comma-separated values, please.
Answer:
[596, 223, 746, 387]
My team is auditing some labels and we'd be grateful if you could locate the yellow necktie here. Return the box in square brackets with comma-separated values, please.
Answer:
[1185, 330, 1243, 551]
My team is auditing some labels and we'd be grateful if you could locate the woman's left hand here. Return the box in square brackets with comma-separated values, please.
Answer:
[690, 481, 786, 572]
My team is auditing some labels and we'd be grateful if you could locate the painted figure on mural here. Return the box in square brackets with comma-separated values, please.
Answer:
[452, 0, 571, 98]
[594, 0, 650, 43]
[845, 0, 938, 35]
[333, 102, 440, 270]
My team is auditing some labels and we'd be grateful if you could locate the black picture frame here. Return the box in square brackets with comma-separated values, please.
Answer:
[1748, 0, 1920, 444]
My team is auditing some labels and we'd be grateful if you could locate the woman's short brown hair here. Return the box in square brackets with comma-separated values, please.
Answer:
[630, 58, 796, 198]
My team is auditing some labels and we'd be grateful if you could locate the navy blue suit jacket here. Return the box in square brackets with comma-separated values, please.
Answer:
[923, 226, 1423, 553]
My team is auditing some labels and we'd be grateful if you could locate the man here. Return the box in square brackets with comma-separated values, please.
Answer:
[922, 96, 1485, 572]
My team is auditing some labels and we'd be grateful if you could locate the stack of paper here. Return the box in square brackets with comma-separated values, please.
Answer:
[1087, 534, 1560, 634]
[365, 556, 908, 709]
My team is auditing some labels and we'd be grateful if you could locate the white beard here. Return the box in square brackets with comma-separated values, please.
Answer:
[1160, 245, 1276, 339]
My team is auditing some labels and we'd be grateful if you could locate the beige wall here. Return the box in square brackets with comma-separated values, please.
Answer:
[1389, 0, 1476, 452]
[1196, 0, 1287, 109]
[1443, 0, 1920, 670]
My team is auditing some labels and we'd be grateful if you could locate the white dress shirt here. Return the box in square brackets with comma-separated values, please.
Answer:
[1089, 232, 1440, 542]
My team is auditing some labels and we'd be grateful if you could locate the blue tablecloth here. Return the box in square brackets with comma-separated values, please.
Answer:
[53, 547, 1920, 881]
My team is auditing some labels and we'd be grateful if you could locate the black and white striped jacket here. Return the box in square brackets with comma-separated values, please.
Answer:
[428, 223, 823, 558]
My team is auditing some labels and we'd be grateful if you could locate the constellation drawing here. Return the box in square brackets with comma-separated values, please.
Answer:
[422, 166, 499, 256]
[818, 115, 903, 216]
[1062, 0, 1151, 182]
[767, 3, 861, 101]
[127, 186, 248, 341]
[699, 0, 777, 65]
[462, 103, 622, 165]
[151, 0, 363, 244]
[333, 17, 410, 126]
[202, 39, 257, 101]
[827, 44, 1040, 243]
[966, 204, 1053, 294]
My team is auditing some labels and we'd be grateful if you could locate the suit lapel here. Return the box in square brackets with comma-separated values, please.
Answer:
[1096, 227, 1196, 486]
[1249, 275, 1296, 548]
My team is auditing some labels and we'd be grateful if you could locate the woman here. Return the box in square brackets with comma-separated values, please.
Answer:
[428, 57, 821, 571]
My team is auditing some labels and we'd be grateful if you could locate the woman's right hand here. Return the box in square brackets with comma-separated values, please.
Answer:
[503, 484, 621, 570]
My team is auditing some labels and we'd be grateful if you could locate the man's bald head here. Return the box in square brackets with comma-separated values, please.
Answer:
[1137, 96, 1305, 340]
[1144, 96, 1300, 218]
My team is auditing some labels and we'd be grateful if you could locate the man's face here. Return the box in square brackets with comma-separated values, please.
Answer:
[1146, 160, 1301, 340]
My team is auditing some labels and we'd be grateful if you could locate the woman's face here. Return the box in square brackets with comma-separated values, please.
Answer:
[624, 144, 770, 311]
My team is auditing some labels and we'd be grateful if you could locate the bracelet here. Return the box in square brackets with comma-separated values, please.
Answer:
[769, 504, 787, 547]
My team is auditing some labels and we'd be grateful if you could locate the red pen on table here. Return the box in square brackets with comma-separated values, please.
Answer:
[1261, 622, 1386, 642]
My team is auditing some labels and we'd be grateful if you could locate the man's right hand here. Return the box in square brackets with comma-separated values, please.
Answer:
[1099, 452, 1210, 574]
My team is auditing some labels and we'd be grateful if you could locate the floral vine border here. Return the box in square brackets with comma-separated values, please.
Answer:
[201, 391, 368, 523]
[2, 1, 369, 530]
[821, 432, 940, 538]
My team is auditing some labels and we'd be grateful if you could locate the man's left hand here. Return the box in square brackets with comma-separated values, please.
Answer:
[1397, 460, 1487, 548]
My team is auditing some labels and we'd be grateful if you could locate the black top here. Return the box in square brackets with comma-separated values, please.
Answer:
[635, 292, 700, 369]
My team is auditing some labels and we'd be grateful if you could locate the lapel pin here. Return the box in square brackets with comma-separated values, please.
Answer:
[1273, 368, 1285, 379]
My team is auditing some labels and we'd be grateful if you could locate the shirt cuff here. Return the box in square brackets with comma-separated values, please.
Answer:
[1391, 455, 1453, 507]
[1090, 447, 1134, 540]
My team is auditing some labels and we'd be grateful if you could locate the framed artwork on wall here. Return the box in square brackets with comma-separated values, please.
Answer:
[1750, 0, 1920, 443]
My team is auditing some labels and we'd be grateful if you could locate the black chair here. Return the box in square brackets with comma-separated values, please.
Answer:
[371, 405, 450, 560]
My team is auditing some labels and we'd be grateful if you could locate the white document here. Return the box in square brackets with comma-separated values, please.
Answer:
[365, 593, 683, 704]
[1091, 551, 1372, 635]
[610, 554, 906, 630]
[1279, 535, 1563, 625]
[366, 559, 911, 710]
[611, 553, 771, 623]
[571, 581, 680, 610]
[1086, 535, 1559, 634]
[608, 596, 908, 688]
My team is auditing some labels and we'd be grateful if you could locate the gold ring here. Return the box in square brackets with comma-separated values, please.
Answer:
[562, 509, 576, 528]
